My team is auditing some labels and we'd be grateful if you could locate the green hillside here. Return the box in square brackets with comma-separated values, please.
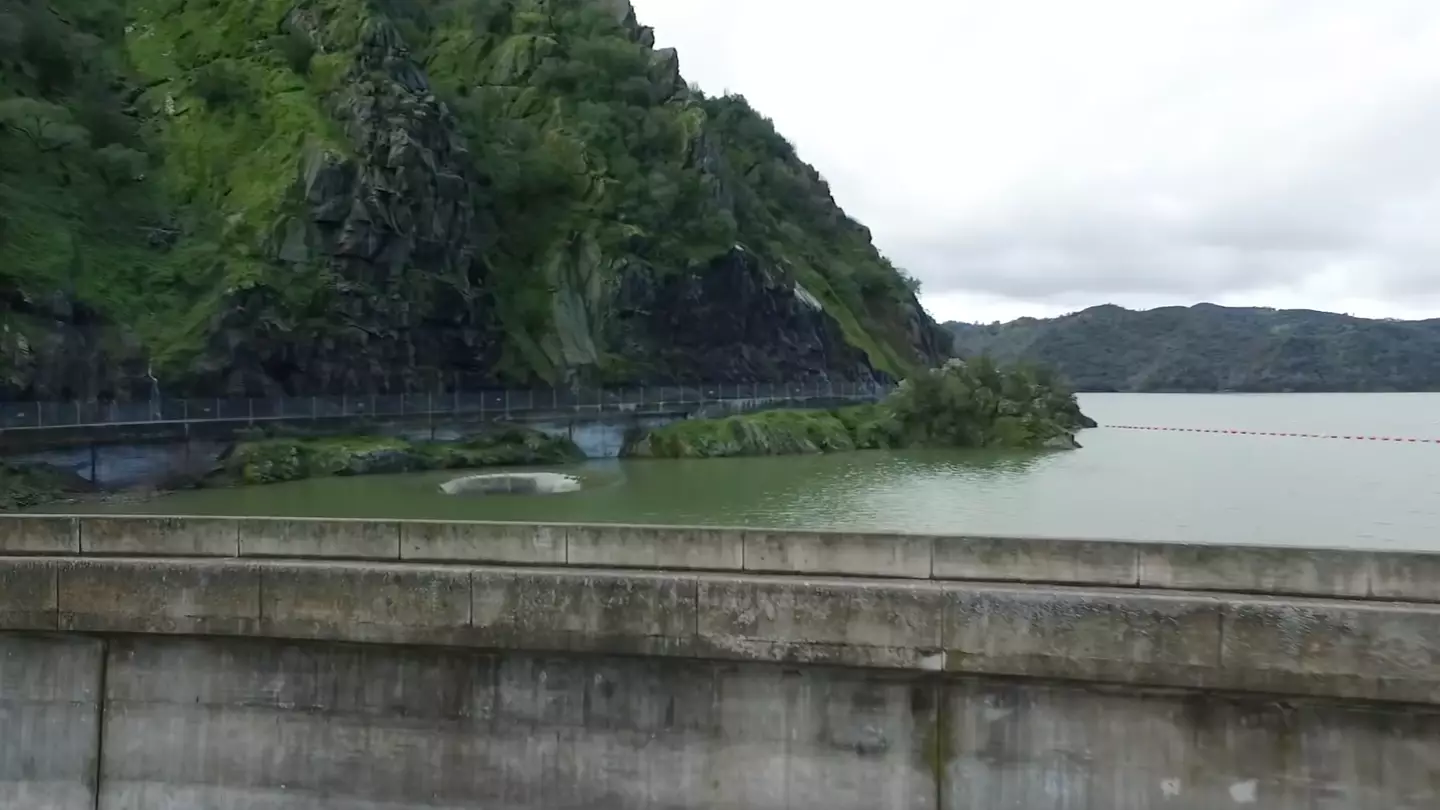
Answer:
[947, 304, 1440, 392]
[0, 0, 948, 399]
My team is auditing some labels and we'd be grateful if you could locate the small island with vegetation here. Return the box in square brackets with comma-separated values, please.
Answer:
[625, 358, 1095, 459]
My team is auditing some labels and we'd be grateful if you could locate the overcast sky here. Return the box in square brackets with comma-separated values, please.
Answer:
[629, 0, 1440, 324]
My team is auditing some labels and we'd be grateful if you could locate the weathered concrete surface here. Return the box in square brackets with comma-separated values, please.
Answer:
[698, 575, 946, 670]
[401, 519, 565, 564]
[567, 523, 744, 571]
[0, 634, 102, 810]
[943, 585, 1225, 689]
[239, 518, 399, 559]
[944, 678, 1440, 809]
[744, 530, 932, 579]
[1219, 596, 1440, 704]
[1136, 544, 1371, 598]
[79, 516, 238, 556]
[58, 558, 261, 636]
[471, 568, 697, 657]
[0, 558, 58, 630]
[0, 516, 78, 554]
[97, 636, 936, 810]
[932, 534, 1139, 586]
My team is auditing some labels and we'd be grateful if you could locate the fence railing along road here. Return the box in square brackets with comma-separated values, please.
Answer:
[0, 380, 892, 431]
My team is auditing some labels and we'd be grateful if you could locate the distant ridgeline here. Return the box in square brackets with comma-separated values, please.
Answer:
[0, 0, 949, 402]
[946, 304, 1440, 393]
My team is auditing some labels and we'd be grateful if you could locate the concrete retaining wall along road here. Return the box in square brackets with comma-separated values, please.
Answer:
[6, 513, 1440, 601]
[4, 633, 1439, 810]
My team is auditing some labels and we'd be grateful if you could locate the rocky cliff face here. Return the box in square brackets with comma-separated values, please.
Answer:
[0, 0, 947, 400]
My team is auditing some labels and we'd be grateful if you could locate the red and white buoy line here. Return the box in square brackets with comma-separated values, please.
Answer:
[1106, 425, 1440, 443]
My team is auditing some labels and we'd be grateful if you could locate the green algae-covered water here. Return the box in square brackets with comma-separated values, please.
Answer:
[47, 393, 1440, 549]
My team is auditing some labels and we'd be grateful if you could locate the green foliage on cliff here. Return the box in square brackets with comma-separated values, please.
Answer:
[216, 426, 582, 486]
[1, 0, 941, 395]
[627, 360, 1092, 458]
[947, 304, 1440, 393]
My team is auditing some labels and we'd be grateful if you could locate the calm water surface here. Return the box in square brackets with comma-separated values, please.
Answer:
[57, 393, 1440, 549]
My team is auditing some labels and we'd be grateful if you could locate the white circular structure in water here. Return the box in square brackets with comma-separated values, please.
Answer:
[439, 472, 582, 496]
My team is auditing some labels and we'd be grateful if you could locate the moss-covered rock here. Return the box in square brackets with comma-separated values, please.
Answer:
[213, 426, 582, 486]
[1, 0, 947, 402]
[0, 461, 95, 511]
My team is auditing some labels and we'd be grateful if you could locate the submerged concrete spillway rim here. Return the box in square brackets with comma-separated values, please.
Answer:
[439, 471, 583, 496]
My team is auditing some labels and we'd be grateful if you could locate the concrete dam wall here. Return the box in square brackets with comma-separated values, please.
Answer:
[4, 515, 1440, 808]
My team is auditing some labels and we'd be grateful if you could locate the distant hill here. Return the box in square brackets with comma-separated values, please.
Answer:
[944, 304, 1440, 393]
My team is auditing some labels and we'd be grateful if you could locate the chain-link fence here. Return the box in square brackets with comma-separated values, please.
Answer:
[0, 380, 894, 430]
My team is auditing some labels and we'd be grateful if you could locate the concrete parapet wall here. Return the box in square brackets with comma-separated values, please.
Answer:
[5, 514, 1440, 601]
[6, 555, 1440, 705]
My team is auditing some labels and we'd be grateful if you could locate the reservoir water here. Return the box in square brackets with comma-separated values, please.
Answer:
[51, 393, 1440, 549]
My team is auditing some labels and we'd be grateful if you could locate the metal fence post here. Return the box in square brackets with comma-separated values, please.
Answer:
[248, 398, 254, 426]
[311, 396, 318, 421]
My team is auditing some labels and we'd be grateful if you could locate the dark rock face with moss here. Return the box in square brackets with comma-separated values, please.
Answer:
[212, 426, 583, 486]
[626, 360, 1095, 458]
[1, 0, 948, 401]
[0, 461, 95, 511]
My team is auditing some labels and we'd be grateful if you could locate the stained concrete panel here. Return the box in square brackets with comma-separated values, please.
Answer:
[942, 677, 1440, 810]
[0, 558, 58, 630]
[1220, 597, 1440, 703]
[698, 575, 945, 669]
[98, 636, 936, 810]
[470, 568, 697, 656]
[943, 585, 1224, 687]
[58, 558, 260, 635]
[258, 562, 470, 646]
[0, 634, 103, 810]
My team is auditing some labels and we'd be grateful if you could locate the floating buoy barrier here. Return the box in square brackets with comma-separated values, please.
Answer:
[1104, 426, 1439, 443]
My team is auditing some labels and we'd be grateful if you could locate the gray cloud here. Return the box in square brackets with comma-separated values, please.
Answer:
[633, 0, 1440, 321]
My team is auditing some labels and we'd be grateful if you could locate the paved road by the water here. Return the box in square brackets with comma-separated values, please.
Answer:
[50, 393, 1440, 551]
